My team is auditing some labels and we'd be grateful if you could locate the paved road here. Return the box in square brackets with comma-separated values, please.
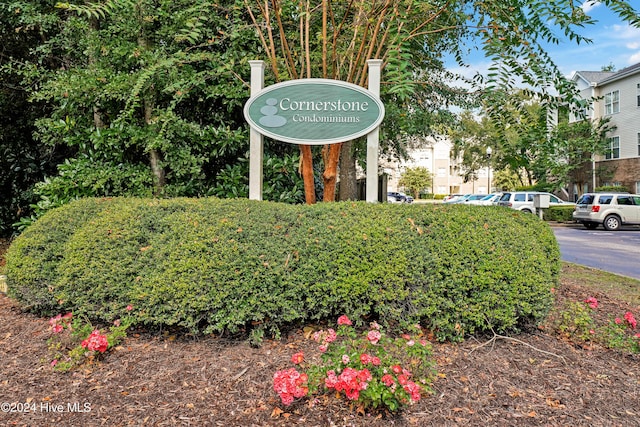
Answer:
[552, 225, 640, 280]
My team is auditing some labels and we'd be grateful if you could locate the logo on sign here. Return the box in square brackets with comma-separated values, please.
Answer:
[259, 98, 287, 128]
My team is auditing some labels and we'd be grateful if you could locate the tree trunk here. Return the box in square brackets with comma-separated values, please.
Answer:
[144, 99, 165, 195]
[322, 143, 342, 202]
[299, 145, 316, 204]
[338, 141, 357, 201]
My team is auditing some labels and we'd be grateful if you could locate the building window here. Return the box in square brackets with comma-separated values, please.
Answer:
[605, 90, 620, 115]
[437, 167, 446, 177]
[637, 83, 640, 107]
[605, 136, 620, 159]
[638, 133, 640, 156]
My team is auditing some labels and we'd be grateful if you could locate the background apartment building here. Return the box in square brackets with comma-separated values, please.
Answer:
[570, 63, 640, 197]
[384, 136, 492, 197]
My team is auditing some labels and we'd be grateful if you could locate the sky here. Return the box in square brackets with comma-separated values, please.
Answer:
[549, 1, 640, 75]
[449, 1, 640, 83]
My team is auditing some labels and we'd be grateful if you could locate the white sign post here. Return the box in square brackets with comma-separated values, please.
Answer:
[248, 60, 265, 201]
[366, 59, 382, 203]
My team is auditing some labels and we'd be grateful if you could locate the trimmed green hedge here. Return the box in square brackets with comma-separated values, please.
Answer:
[6, 198, 560, 341]
[543, 205, 576, 222]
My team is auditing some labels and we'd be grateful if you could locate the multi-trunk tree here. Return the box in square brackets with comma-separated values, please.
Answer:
[244, 0, 639, 202]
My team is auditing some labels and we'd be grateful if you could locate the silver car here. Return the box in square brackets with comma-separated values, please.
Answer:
[466, 193, 503, 206]
[573, 193, 640, 230]
[498, 191, 573, 213]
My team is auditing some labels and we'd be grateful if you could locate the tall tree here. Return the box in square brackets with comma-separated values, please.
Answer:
[398, 166, 433, 199]
[14, 0, 272, 202]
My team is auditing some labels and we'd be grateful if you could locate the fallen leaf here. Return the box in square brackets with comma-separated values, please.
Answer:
[303, 327, 315, 339]
[271, 407, 283, 418]
[546, 397, 564, 408]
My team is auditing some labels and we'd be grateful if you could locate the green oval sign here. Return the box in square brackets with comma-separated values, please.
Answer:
[244, 79, 385, 145]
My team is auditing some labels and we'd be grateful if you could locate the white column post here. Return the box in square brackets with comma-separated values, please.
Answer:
[366, 59, 383, 203]
[248, 60, 265, 200]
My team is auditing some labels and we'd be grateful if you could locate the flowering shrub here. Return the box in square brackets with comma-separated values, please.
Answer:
[273, 316, 435, 413]
[46, 306, 133, 371]
[549, 296, 640, 354]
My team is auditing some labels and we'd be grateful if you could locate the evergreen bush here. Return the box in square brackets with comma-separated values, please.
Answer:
[543, 205, 576, 222]
[6, 198, 560, 341]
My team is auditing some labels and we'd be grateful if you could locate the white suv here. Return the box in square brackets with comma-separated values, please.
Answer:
[573, 193, 640, 231]
[497, 191, 573, 213]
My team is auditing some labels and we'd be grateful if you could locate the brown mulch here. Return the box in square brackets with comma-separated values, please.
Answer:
[1, 240, 639, 426]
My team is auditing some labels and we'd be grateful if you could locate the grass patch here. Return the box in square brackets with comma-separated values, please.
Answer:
[560, 262, 640, 307]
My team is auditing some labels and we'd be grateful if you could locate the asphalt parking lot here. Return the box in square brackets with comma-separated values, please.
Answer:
[552, 224, 640, 280]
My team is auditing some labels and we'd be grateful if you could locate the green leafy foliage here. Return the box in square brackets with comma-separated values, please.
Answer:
[398, 167, 433, 199]
[543, 206, 575, 222]
[6, 198, 559, 341]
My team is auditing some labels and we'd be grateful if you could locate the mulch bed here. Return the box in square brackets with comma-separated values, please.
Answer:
[1, 238, 639, 426]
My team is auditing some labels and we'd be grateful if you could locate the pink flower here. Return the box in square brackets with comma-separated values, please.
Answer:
[81, 330, 109, 353]
[391, 365, 403, 374]
[403, 381, 422, 401]
[360, 353, 372, 365]
[635, 333, 640, 339]
[325, 370, 338, 388]
[319, 344, 328, 353]
[615, 318, 623, 325]
[584, 297, 598, 309]
[370, 321, 381, 330]
[337, 315, 352, 326]
[406, 340, 415, 347]
[325, 367, 371, 400]
[126, 305, 133, 311]
[357, 368, 372, 384]
[273, 368, 308, 406]
[342, 354, 350, 364]
[624, 312, 637, 329]
[371, 356, 381, 366]
[49, 312, 73, 334]
[367, 330, 381, 345]
[381, 374, 395, 387]
[50, 359, 58, 367]
[325, 329, 337, 343]
[291, 351, 304, 365]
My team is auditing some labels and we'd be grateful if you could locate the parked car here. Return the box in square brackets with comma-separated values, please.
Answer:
[443, 193, 469, 204]
[459, 194, 488, 204]
[497, 191, 574, 213]
[573, 192, 640, 230]
[387, 192, 413, 203]
[466, 193, 503, 206]
[443, 194, 463, 203]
